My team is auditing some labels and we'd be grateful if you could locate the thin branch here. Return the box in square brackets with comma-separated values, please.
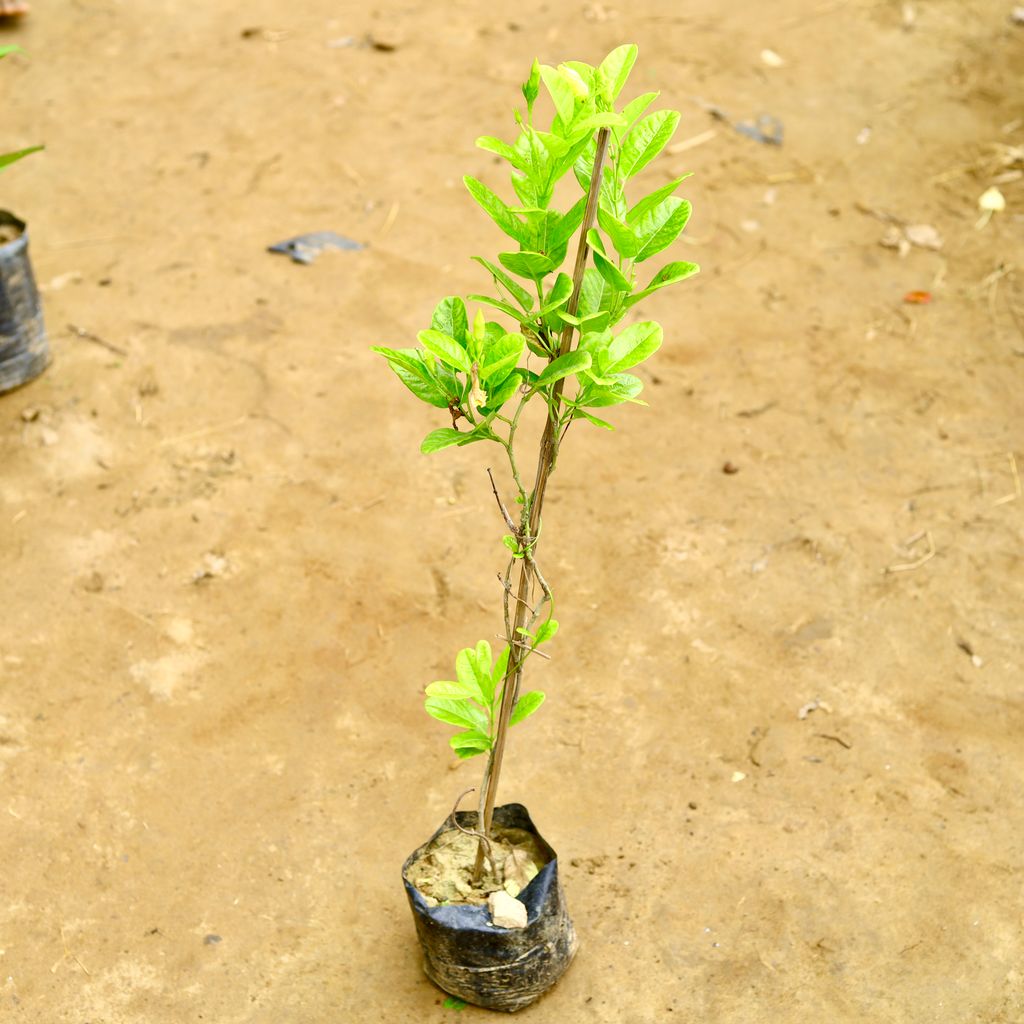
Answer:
[497, 570, 533, 612]
[449, 787, 496, 876]
[496, 636, 551, 660]
[487, 468, 518, 532]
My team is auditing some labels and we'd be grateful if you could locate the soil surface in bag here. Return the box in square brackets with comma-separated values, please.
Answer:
[407, 825, 550, 906]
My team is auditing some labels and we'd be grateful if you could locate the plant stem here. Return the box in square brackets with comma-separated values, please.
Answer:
[472, 127, 611, 881]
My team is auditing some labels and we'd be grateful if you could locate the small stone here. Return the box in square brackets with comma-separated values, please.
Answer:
[203, 934, 222, 945]
[488, 889, 528, 929]
[82, 571, 105, 593]
[904, 223, 943, 251]
[502, 847, 538, 899]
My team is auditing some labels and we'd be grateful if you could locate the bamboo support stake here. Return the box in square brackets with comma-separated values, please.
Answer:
[473, 128, 611, 879]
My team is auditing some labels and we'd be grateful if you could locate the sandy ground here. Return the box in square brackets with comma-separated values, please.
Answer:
[2, 1, 1023, 1021]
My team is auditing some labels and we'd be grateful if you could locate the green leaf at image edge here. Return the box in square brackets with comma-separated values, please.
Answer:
[0, 145, 44, 172]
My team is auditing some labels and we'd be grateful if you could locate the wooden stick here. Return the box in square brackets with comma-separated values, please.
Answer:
[473, 128, 611, 879]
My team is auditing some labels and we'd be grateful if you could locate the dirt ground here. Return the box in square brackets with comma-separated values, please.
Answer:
[2, 1, 1023, 1021]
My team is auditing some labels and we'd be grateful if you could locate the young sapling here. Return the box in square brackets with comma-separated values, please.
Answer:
[377, 44, 698, 892]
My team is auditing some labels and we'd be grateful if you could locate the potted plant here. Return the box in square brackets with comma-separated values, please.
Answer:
[375, 45, 698, 1011]
[0, 43, 47, 394]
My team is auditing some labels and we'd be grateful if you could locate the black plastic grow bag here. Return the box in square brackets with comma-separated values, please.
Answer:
[0, 211, 49, 394]
[402, 803, 577, 1012]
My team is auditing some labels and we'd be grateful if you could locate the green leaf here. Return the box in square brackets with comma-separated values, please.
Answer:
[493, 646, 511, 684]
[597, 207, 638, 259]
[417, 329, 472, 373]
[535, 351, 592, 387]
[371, 346, 451, 408]
[632, 198, 691, 263]
[539, 273, 573, 316]
[549, 196, 588, 253]
[579, 372, 644, 407]
[467, 293, 529, 323]
[613, 91, 658, 144]
[0, 45, 23, 59]
[510, 691, 546, 726]
[485, 371, 522, 409]
[577, 267, 612, 320]
[619, 110, 680, 178]
[567, 112, 627, 142]
[473, 640, 495, 703]
[443, 995, 469, 1011]
[455, 648, 487, 703]
[626, 174, 691, 226]
[476, 135, 526, 171]
[431, 297, 468, 344]
[425, 680, 479, 699]
[450, 730, 492, 758]
[598, 44, 638, 101]
[498, 250, 556, 281]
[464, 176, 526, 244]
[623, 260, 700, 308]
[577, 328, 613, 359]
[535, 619, 559, 644]
[579, 310, 612, 333]
[425, 697, 487, 730]
[561, 60, 594, 91]
[605, 321, 662, 374]
[420, 428, 465, 454]
[0, 145, 43, 172]
[481, 335, 524, 385]
[540, 64, 577, 125]
[592, 248, 633, 293]
[575, 408, 615, 430]
[471, 256, 534, 311]
[481, 332, 525, 382]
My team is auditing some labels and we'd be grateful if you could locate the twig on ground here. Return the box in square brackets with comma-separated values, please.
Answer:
[993, 452, 1021, 506]
[883, 530, 935, 574]
[815, 733, 852, 750]
[67, 323, 128, 357]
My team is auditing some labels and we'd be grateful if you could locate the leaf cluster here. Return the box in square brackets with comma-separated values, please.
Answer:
[373, 45, 700, 752]
[373, 44, 699, 456]
[424, 635, 553, 759]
